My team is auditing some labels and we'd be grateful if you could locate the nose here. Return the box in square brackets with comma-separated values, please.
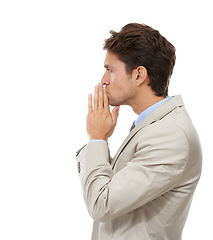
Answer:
[101, 71, 110, 86]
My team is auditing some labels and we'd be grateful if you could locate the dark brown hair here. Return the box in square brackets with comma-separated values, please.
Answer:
[103, 23, 176, 97]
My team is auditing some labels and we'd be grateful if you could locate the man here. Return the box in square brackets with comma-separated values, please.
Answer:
[76, 23, 202, 240]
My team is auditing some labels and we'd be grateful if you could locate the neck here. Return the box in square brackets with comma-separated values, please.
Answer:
[130, 92, 165, 115]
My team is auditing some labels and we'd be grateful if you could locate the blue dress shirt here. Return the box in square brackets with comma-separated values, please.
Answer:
[134, 96, 172, 127]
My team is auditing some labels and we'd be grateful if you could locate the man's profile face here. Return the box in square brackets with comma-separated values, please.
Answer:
[101, 51, 135, 106]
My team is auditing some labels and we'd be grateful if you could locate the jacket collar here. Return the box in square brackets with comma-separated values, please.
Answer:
[111, 95, 184, 168]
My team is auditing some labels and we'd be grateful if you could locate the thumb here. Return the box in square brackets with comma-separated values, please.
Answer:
[112, 106, 120, 124]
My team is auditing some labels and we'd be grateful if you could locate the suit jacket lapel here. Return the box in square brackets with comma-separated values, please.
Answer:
[111, 95, 184, 169]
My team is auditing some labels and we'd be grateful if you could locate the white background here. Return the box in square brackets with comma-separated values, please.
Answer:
[0, 0, 212, 239]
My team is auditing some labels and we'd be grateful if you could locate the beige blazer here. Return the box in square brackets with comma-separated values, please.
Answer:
[76, 95, 202, 240]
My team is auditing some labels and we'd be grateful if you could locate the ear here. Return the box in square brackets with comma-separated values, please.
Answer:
[134, 66, 148, 86]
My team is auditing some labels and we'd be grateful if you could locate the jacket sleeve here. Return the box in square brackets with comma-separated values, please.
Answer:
[76, 124, 189, 223]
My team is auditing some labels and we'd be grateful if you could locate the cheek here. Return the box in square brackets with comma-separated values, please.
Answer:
[110, 73, 123, 88]
[115, 77, 130, 93]
[111, 79, 122, 92]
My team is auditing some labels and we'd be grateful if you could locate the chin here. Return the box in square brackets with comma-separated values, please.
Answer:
[109, 101, 121, 107]
[108, 98, 116, 106]
[108, 96, 123, 107]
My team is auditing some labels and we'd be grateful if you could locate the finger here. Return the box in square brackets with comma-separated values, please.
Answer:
[98, 83, 104, 110]
[88, 93, 93, 113]
[94, 85, 99, 111]
[112, 106, 120, 125]
[103, 87, 110, 112]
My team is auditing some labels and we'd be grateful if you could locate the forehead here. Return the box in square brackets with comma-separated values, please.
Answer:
[104, 51, 125, 68]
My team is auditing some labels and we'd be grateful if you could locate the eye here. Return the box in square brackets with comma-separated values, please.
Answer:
[107, 68, 112, 73]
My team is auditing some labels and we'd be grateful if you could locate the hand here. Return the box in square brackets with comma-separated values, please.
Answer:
[86, 83, 120, 142]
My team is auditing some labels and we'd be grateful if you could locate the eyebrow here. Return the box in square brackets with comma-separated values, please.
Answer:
[104, 64, 113, 69]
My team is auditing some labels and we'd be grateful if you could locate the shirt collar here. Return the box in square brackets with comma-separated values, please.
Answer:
[135, 96, 173, 126]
